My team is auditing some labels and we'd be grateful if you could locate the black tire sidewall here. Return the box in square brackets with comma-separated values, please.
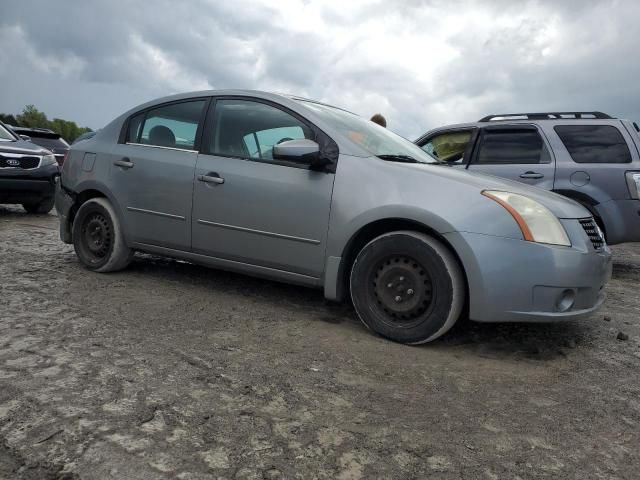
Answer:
[350, 233, 456, 344]
[72, 200, 116, 271]
[23, 197, 54, 214]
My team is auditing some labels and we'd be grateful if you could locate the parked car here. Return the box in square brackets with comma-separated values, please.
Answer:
[415, 112, 640, 244]
[72, 130, 97, 144]
[56, 92, 612, 344]
[9, 126, 69, 166]
[0, 121, 60, 213]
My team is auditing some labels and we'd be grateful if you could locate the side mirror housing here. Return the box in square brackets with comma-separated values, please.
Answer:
[273, 139, 331, 171]
[19, 134, 31, 141]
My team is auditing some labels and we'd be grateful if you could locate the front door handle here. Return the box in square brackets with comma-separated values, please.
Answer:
[519, 171, 543, 179]
[198, 172, 225, 185]
[114, 158, 134, 169]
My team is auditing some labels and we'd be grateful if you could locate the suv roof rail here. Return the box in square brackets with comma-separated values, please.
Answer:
[478, 112, 614, 122]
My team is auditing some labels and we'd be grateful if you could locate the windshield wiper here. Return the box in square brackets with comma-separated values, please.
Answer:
[377, 154, 420, 163]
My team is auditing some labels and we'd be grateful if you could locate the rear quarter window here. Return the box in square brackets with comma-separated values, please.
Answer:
[554, 125, 631, 163]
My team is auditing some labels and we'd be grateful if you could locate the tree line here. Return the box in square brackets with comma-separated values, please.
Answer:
[0, 105, 92, 143]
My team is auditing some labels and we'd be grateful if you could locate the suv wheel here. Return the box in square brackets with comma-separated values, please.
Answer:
[72, 197, 133, 272]
[22, 197, 55, 214]
[350, 231, 465, 344]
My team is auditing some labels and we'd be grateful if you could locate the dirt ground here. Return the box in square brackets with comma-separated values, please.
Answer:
[0, 206, 639, 480]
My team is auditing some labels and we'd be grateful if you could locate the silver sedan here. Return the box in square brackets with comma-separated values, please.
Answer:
[56, 91, 612, 344]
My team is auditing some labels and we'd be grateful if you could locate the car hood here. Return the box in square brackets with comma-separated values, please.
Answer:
[398, 162, 591, 219]
[0, 139, 50, 155]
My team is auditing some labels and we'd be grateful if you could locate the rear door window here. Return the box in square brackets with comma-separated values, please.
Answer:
[420, 130, 473, 163]
[134, 100, 206, 150]
[474, 128, 550, 164]
[554, 125, 632, 163]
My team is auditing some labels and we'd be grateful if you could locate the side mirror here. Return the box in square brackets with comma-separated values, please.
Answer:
[273, 139, 333, 171]
[19, 134, 31, 141]
[273, 139, 319, 161]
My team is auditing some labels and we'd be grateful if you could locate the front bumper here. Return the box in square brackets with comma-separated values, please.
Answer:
[0, 164, 59, 202]
[55, 180, 75, 244]
[444, 221, 612, 323]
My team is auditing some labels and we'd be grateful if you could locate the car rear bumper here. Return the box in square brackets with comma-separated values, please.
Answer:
[444, 225, 612, 323]
[55, 180, 74, 244]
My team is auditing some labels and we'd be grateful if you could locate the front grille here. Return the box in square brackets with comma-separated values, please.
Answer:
[579, 218, 605, 250]
[0, 155, 41, 169]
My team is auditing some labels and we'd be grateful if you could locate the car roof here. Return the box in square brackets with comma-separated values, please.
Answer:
[126, 89, 352, 117]
[10, 126, 62, 138]
[417, 116, 626, 142]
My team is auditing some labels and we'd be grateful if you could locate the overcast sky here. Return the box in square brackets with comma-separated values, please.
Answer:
[1, 0, 639, 139]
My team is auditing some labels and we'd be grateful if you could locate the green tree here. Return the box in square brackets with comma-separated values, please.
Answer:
[16, 105, 50, 129]
[50, 118, 92, 143]
[3, 105, 93, 142]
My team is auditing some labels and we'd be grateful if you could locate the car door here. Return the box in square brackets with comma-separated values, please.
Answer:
[466, 125, 555, 190]
[109, 98, 208, 250]
[191, 98, 335, 279]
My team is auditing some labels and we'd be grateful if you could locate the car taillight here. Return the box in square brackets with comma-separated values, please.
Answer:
[626, 171, 640, 199]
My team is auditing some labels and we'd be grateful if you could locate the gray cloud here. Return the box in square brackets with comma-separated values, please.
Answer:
[1, 0, 639, 139]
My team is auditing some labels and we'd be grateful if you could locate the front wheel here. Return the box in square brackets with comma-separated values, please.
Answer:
[72, 197, 133, 272]
[350, 231, 465, 344]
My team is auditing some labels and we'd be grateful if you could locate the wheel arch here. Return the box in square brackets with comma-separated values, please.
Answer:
[66, 182, 126, 241]
[552, 189, 606, 234]
[329, 217, 469, 306]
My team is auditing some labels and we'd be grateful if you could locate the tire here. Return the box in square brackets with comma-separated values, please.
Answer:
[350, 231, 465, 345]
[72, 197, 133, 272]
[22, 197, 55, 214]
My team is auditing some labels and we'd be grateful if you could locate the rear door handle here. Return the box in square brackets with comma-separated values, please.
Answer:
[198, 172, 225, 185]
[519, 171, 543, 179]
[114, 158, 134, 169]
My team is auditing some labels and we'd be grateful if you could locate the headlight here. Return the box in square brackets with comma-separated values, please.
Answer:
[41, 154, 57, 166]
[482, 190, 571, 246]
[40, 154, 57, 167]
[626, 172, 640, 199]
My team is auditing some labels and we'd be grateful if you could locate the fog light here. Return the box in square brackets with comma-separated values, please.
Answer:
[556, 289, 575, 312]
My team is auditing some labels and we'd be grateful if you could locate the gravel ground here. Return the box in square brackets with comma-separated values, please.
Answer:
[1, 205, 639, 480]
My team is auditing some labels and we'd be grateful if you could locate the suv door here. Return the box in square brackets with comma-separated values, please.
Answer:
[109, 99, 208, 250]
[191, 98, 335, 279]
[466, 125, 555, 190]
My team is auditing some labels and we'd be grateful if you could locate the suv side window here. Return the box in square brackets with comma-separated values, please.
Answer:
[131, 100, 206, 150]
[420, 130, 473, 163]
[208, 99, 313, 161]
[475, 128, 550, 164]
[554, 125, 632, 163]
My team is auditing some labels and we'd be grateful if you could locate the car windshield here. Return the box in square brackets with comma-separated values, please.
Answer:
[0, 124, 16, 142]
[298, 100, 439, 164]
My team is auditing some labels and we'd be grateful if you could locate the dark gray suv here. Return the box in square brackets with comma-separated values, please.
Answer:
[0, 121, 59, 213]
[415, 112, 640, 244]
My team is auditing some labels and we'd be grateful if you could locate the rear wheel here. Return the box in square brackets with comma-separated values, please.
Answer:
[72, 197, 133, 272]
[350, 231, 465, 344]
[22, 197, 54, 214]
